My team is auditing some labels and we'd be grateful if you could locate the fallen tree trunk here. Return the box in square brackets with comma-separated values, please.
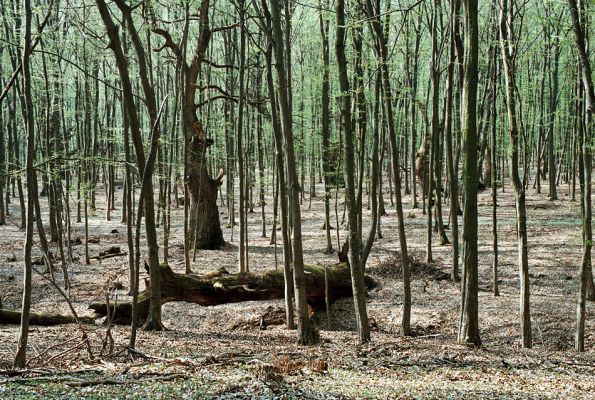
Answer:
[89, 262, 375, 324]
[0, 309, 94, 326]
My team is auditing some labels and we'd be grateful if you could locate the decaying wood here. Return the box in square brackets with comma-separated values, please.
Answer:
[89, 246, 127, 260]
[89, 262, 375, 324]
[0, 309, 94, 326]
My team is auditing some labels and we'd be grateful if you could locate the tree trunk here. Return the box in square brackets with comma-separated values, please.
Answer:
[568, 0, 594, 352]
[151, 0, 224, 252]
[89, 263, 374, 325]
[236, 0, 248, 272]
[1, 309, 94, 326]
[458, 0, 481, 347]
[14, 0, 35, 368]
[446, 0, 460, 282]
[319, 1, 333, 254]
[336, 0, 370, 344]
[96, 0, 165, 330]
[265, 0, 316, 345]
[490, 38, 499, 296]
[548, 35, 560, 200]
[264, 43, 295, 330]
[364, 0, 411, 337]
[0, 47, 5, 227]
[500, 0, 532, 349]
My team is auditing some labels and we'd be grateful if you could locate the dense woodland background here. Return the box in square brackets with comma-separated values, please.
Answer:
[0, 0, 594, 398]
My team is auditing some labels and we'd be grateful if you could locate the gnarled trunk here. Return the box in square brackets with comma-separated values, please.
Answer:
[186, 125, 224, 250]
[89, 263, 374, 325]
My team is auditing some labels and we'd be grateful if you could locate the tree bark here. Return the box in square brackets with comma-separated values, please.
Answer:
[336, 0, 370, 344]
[364, 0, 411, 337]
[14, 0, 35, 368]
[264, 43, 295, 330]
[446, 0, 460, 282]
[95, 0, 164, 330]
[89, 263, 374, 325]
[500, 0, 532, 349]
[153, 1, 224, 252]
[568, 0, 594, 352]
[319, 0, 333, 254]
[265, 0, 316, 345]
[490, 36, 499, 296]
[1, 309, 94, 326]
[236, 0, 248, 272]
[458, 0, 481, 347]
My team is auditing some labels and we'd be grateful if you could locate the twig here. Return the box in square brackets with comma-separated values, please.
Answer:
[28, 337, 80, 366]
[43, 339, 88, 366]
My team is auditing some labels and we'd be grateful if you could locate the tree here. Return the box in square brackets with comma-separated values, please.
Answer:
[458, 0, 481, 347]
[568, 0, 594, 353]
[490, 28, 500, 296]
[335, 0, 370, 344]
[319, 0, 333, 254]
[95, 0, 164, 330]
[236, 0, 248, 272]
[153, 0, 225, 253]
[445, 0, 460, 282]
[263, 0, 316, 345]
[13, 0, 36, 368]
[500, 0, 532, 349]
[363, 0, 411, 336]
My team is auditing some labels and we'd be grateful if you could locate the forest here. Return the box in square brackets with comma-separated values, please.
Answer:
[0, 0, 594, 398]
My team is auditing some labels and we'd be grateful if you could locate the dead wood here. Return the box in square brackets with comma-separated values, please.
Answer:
[89, 262, 375, 325]
[89, 246, 127, 260]
[0, 309, 95, 326]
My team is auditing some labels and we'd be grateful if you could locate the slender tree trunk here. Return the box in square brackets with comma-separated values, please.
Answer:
[361, 72, 381, 270]
[410, 17, 421, 209]
[236, 0, 248, 272]
[0, 48, 6, 226]
[491, 40, 499, 296]
[548, 36, 560, 200]
[14, 0, 35, 368]
[568, 0, 594, 352]
[364, 0, 411, 336]
[536, 42, 547, 193]
[500, 0, 532, 349]
[257, 99, 267, 238]
[446, 0, 460, 282]
[458, 0, 481, 347]
[319, 1, 333, 254]
[266, 0, 315, 344]
[96, 0, 164, 330]
[336, 0, 370, 344]
[263, 28, 295, 329]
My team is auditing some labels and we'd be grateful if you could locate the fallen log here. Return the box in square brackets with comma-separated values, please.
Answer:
[0, 309, 95, 326]
[89, 246, 127, 260]
[89, 262, 375, 324]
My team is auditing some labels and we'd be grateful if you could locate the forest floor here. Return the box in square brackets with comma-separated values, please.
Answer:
[0, 177, 594, 399]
